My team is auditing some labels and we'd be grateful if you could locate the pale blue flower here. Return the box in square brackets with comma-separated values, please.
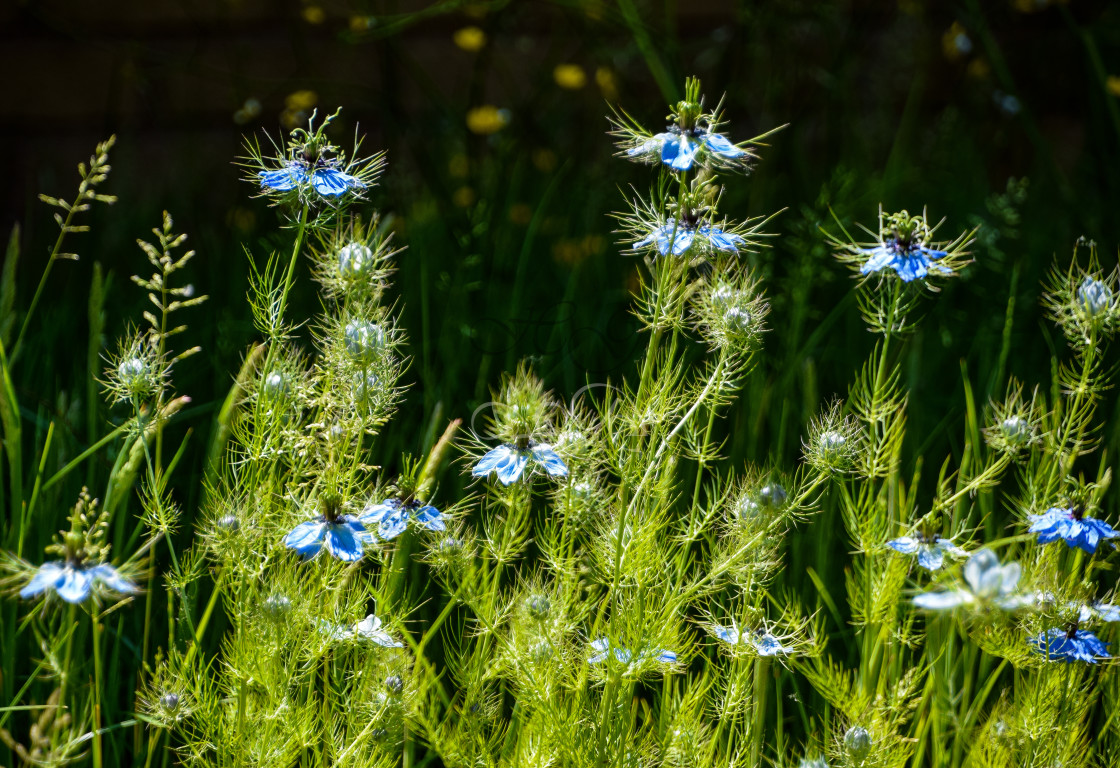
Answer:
[284, 515, 369, 561]
[633, 222, 744, 257]
[20, 561, 138, 604]
[886, 534, 967, 571]
[712, 622, 790, 656]
[913, 548, 1027, 611]
[588, 637, 676, 665]
[319, 614, 403, 647]
[1031, 628, 1110, 664]
[472, 443, 568, 485]
[259, 160, 365, 197]
[359, 498, 444, 540]
[628, 129, 747, 171]
[860, 240, 949, 282]
[1029, 506, 1118, 554]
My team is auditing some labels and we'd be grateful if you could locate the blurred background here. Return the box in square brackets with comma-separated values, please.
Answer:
[4, 0, 1120, 511]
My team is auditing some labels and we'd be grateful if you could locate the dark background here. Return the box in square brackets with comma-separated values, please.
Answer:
[4, 0, 1120, 501]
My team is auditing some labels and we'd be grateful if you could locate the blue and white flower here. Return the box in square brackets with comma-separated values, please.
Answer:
[588, 637, 676, 665]
[20, 560, 138, 604]
[259, 159, 366, 198]
[1031, 627, 1110, 664]
[913, 548, 1028, 611]
[320, 614, 403, 647]
[628, 128, 747, 172]
[633, 221, 745, 257]
[472, 442, 568, 485]
[712, 622, 790, 656]
[359, 498, 445, 540]
[284, 515, 370, 562]
[1078, 277, 1113, 318]
[859, 240, 950, 283]
[886, 534, 967, 571]
[1034, 591, 1120, 624]
[1029, 505, 1119, 554]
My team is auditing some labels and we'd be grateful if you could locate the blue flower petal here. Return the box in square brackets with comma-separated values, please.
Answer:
[311, 168, 363, 197]
[654, 649, 677, 663]
[588, 637, 611, 664]
[57, 568, 95, 604]
[859, 245, 897, 275]
[359, 500, 399, 525]
[531, 446, 569, 477]
[886, 537, 919, 555]
[628, 134, 670, 157]
[613, 646, 633, 663]
[20, 562, 66, 599]
[378, 509, 409, 540]
[703, 133, 746, 158]
[473, 445, 514, 477]
[661, 135, 697, 171]
[714, 624, 741, 644]
[324, 521, 365, 561]
[913, 590, 972, 610]
[752, 634, 786, 656]
[415, 506, 446, 532]
[494, 450, 531, 485]
[917, 547, 945, 571]
[704, 227, 744, 253]
[285, 520, 327, 559]
[90, 563, 138, 594]
[258, 165, 305, 191]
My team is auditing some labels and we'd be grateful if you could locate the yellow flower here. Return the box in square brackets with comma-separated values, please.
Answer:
[466, 106, 508, 135]
[1108, 76, 1120, 98]
[453, 187, 477, 207]
[554, 64, 587, 90]
[454, 26, 487, 52]
[286, 90, 318, 111]
[302, 5, 325, 24]
[595, 67, 618, 101]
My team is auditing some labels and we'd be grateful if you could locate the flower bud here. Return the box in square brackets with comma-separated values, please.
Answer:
[159, 693, 181, 714]
[757, 483, 787, 509]
[384, 675, 404, 693]
[338, 242, 374, 277]
[262, 371, 290, 399]
[344, 321, 387, 363]
[118, 357, 151, 396]
[1000, 416, 1030, 446]
[1078, 277, 1113, 317]
[264, 593, 292, 620]
[217, 514, 240, 532]
[844, 726, 872, 762]
[526, 594, 551, 619]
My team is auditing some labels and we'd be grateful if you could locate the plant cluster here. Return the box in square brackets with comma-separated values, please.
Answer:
[3, 80, 1120, 768]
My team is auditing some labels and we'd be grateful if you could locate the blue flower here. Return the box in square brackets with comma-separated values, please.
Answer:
[359, 498, 445, 540]
[319, 614, 404, 647]
[472, 443, 568, 485]
[628, 129, 747, 171]
[634, 222, 745, 257]
[913, 548, 1028, 611]
[588, 637, 676, 665]
[1028, 506, 1119, 554]
[20, 560, 138, 604]
[886, 534, 967, 571]
[258, 160, 365, 197]
[1031, 628, 1110, 664]
[859, 240, 950, 282]
[284, 515, 369, 561]
[712, 622, 790, 656]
